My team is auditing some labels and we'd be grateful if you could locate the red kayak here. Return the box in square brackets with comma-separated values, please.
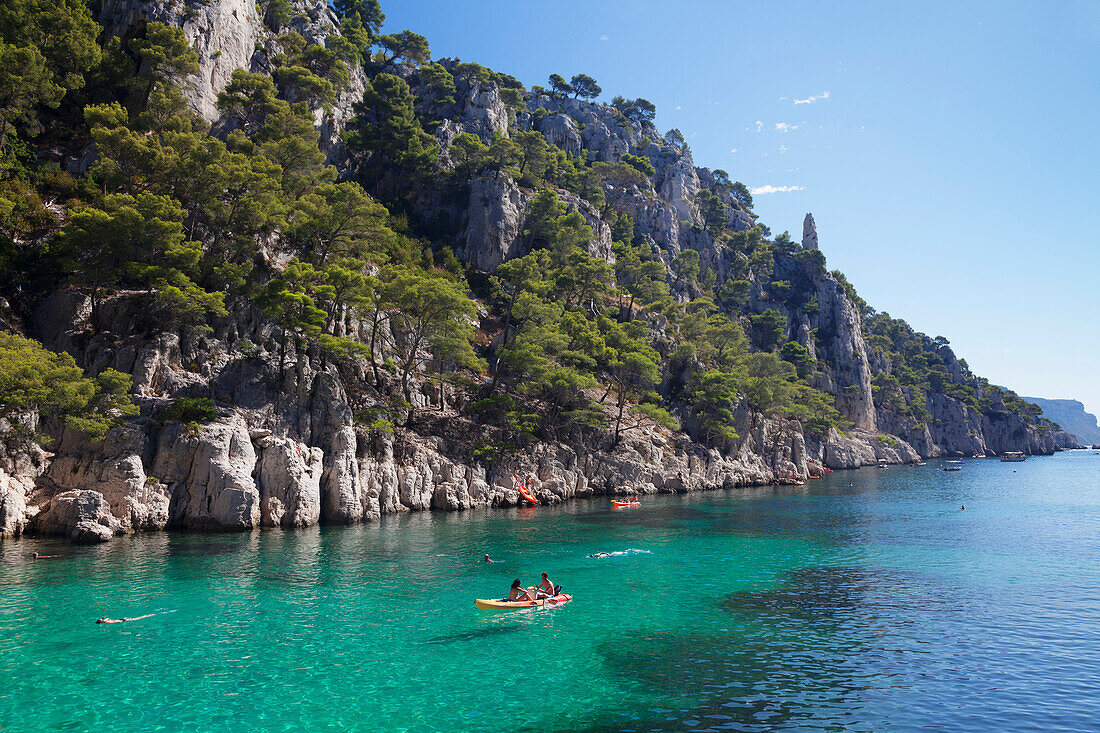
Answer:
[612, 499, 640, 508]
[515, 474, 538, 505]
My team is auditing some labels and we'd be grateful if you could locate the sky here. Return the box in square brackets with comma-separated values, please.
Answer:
[382, 0, 1100, 417]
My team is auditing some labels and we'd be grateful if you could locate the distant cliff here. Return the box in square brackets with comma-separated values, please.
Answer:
[1022, 398, 1100, 445]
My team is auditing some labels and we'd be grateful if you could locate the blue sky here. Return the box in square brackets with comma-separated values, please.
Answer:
[382, 1, 1100, 418]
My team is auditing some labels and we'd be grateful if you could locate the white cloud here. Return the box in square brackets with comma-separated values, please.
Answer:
[729, 148, 738, 153]
[750, 184, 805, 195]
[775, 122, 799, 132]
[754, 120, 764, 133]
[600, 34, 608, 41]
[794, 90, 830, 105]
[779, 145, 788, 154]
[676, 105, 682, 110]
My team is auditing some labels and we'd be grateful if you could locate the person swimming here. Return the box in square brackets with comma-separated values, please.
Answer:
[96, 614, 155, 624]
[588, 552, 611, 558]
[482, 554, 497, 563]
[506, 579, 536, 602]
[32, 552, 61, 559]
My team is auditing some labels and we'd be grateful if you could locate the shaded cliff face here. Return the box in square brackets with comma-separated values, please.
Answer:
[0, 0, 1073, 543]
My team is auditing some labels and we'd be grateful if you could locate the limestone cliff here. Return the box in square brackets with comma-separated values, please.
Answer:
[0, 0, 1075, 543]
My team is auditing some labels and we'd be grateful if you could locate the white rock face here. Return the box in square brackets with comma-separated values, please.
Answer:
[99, 0, 262, 122]
[458, 80, 509, 142]
[1, 415, 51, 537]
[657, 154, 703, 225]
[43, 424, 170, 532]
[32, 490, 123, 543]
[803, 213, 819, 250]
[462, 174, 529, 271]
[813, 277, 877, 430]
[179, 0, 263, 121]
[152, 416, 260, 530]
[256, 437, 323, 528]
[0, 465, 36, 537]
[537, 113, 582, 157]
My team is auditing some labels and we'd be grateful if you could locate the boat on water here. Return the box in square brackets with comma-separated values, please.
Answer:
[612, 499, 640, 508]
[944, 460, 963, 472]
[474, 593, 573, 611]
[1000, 451, 1027, 462]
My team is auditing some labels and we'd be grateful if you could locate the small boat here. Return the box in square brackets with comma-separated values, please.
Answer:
[944, 460, 963, 472]
[1000, 451, 1027, 462]
[822, 468, 834, 473]
[518, 487, 538, 504]
[612, 499, 640, 508]
[474, 593, 573, 611]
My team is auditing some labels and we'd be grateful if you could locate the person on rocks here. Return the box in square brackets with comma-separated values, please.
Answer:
[507, 579, 536, 602]
[534, 572, 558, 599]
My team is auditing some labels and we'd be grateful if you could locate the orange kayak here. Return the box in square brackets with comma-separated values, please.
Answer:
[474, 593, 573, 610]
[518, 487, 537, 504]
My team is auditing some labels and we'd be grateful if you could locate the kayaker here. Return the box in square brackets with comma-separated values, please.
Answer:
[507, 579, 536, 602]
[534, 572, 556, 598]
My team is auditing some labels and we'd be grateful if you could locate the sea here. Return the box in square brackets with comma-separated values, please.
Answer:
[2, 451, 1099, 732]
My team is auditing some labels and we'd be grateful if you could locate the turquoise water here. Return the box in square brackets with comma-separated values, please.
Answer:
[3, 452, 1100, 731]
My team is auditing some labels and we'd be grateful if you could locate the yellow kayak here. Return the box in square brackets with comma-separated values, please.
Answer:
[474, 593, 573, 610]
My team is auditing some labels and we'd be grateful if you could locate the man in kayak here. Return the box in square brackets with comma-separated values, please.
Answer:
[507, 579, 536, 602]
[534, 572, 557, 599]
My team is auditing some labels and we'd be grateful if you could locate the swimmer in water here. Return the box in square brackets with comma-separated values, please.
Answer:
[961, 505, 965, 510]
[32, 552, 61, 559]
[482, 554, 498, 563]
[96, 614, 155, 624]
[588, 552, 612, 558]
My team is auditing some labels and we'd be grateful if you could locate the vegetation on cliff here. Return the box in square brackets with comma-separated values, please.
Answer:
[0, 0, 1059, 463]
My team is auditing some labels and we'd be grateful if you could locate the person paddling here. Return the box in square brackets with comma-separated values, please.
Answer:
[535, 572, 557, 599]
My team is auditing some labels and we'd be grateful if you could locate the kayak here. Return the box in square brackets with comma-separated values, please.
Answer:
[612, 500, 640, 508]
[518, 487, 537, 504]
[474, 593, 573, 611]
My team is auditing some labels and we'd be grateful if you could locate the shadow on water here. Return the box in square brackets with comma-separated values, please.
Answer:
[422, 625, 525, 646]
[554, 565, 957, 733]
[721, 565, 941, 620]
